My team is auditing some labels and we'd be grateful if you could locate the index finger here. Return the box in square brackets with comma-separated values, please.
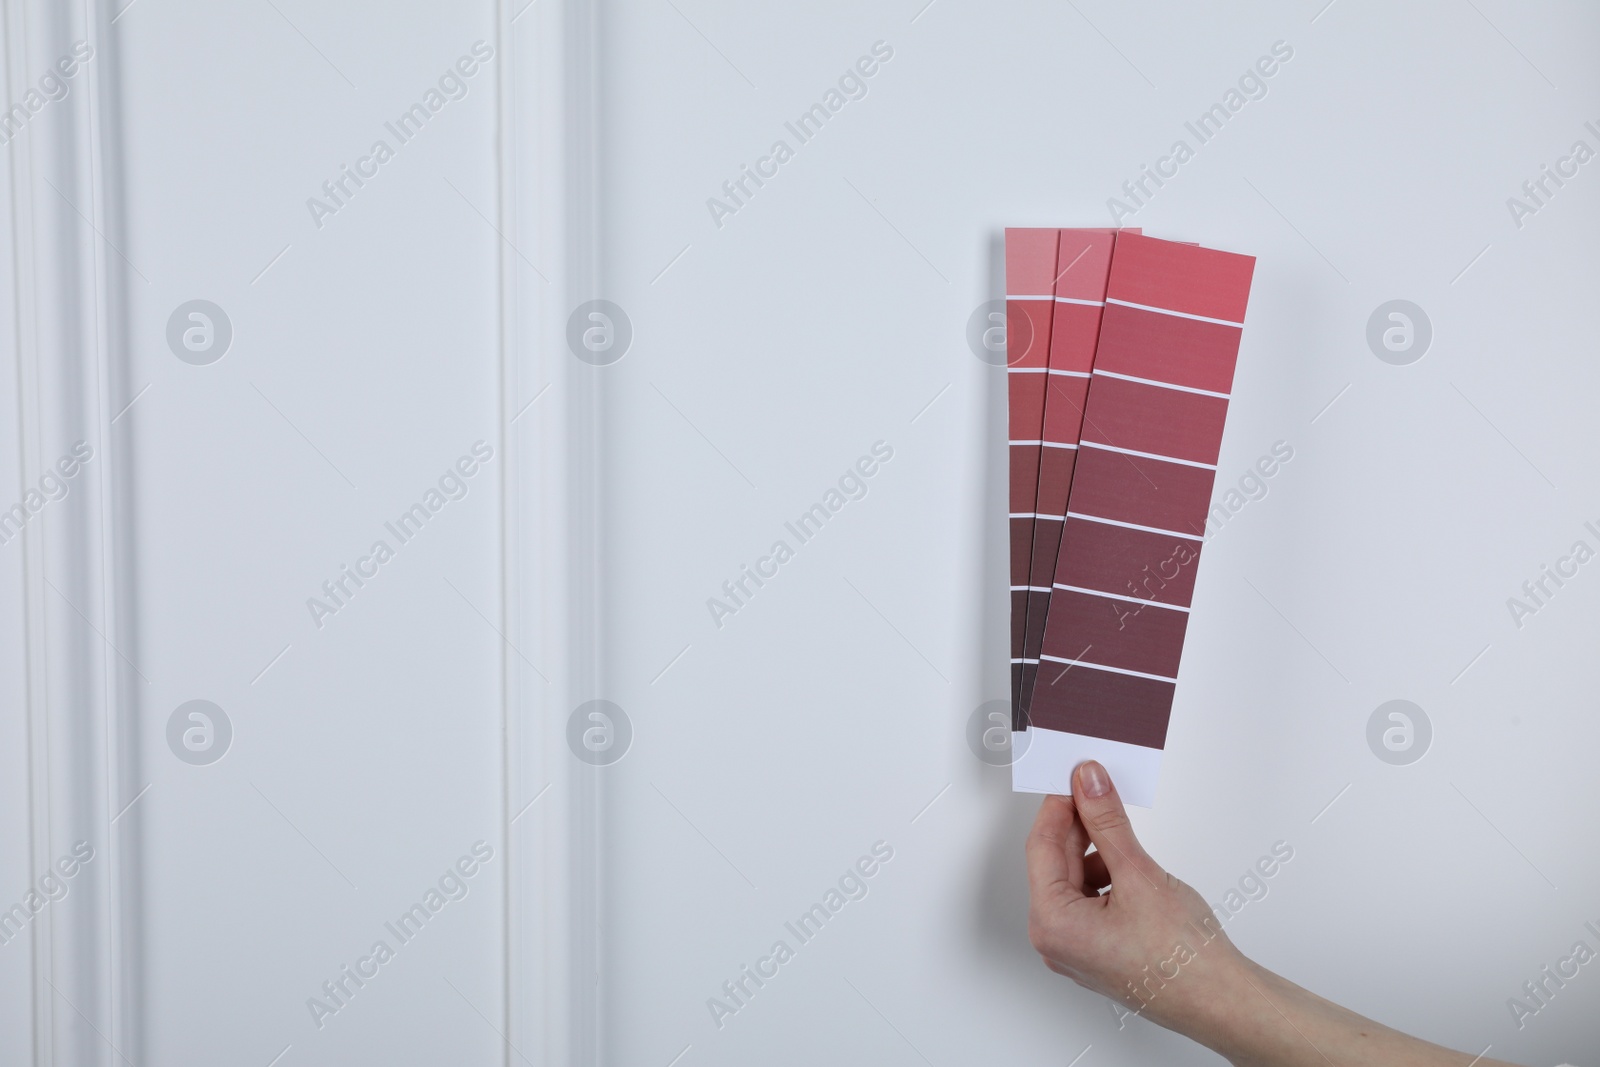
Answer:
[1025, 794, 1089, 904]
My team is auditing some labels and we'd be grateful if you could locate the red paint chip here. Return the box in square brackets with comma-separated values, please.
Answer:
[1009, 230, 1255, 800]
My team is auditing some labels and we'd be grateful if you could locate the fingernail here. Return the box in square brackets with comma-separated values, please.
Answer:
[1078, 761, 1110, 798]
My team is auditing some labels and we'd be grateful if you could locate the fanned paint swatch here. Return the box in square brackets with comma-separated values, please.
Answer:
[1017, 229, 1120, 728]
[1008, 230, 1255, 806]
[1004, 228, 1059, 721]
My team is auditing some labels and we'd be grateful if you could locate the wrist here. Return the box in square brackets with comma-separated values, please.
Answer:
[1110, 929, 1271, 1051]
[1174, 955, 1307, 1064]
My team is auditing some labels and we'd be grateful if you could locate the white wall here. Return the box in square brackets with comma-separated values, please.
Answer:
[591, 1, 1600, 1064]
[4, 2, 1599, 1066]
[0, 45, 36, 1044]
[4, 1, 513, 1064]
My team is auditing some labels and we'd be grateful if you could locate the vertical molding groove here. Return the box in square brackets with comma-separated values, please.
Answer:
[11, 2, 585, 1062]
[5, 1, 140, 1065]
[501, 0, 604, 1063]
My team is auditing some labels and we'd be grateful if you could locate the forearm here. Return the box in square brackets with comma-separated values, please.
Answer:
[1024, 774, 1524, 1067]
[1189, 958, 1519, 1067]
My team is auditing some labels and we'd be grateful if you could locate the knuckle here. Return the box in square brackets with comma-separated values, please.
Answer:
[1026, 915, 1053, 954]
[1087, 808, 1129, 834]
[1026, 916, 1043, 947]
[1031, 823, 1066, 848]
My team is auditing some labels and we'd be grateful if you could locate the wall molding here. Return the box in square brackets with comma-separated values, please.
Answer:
[499, 1, 604, 1064]
[8, 2, 596, 1062]
[5, 0, 142, 1064]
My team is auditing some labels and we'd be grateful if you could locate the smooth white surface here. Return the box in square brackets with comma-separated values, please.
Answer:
[1012, 727, 1163, 806]
[0, 83, 32, 1048]
[116, 7, 508, 1059]
[3, 2, 510, 1063]
[593, 1, 1600, 1065]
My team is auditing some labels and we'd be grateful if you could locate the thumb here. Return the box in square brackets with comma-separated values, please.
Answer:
[1072, 760, 1162, 887]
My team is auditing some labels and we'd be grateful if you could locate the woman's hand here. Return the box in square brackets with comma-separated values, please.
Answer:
[1025, 760, 1525, 1067]
[1024, 759, 1254, 1042]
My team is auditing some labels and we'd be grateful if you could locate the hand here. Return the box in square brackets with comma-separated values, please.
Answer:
[1025, 760, 1526, 1066]
[1025, 760, 1253, 1041]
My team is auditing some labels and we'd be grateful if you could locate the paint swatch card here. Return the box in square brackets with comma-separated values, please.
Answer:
[1017, 230, 1119, 729]
[1009, 231, 1255, 807]
[1004, 228, 1059, 721]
